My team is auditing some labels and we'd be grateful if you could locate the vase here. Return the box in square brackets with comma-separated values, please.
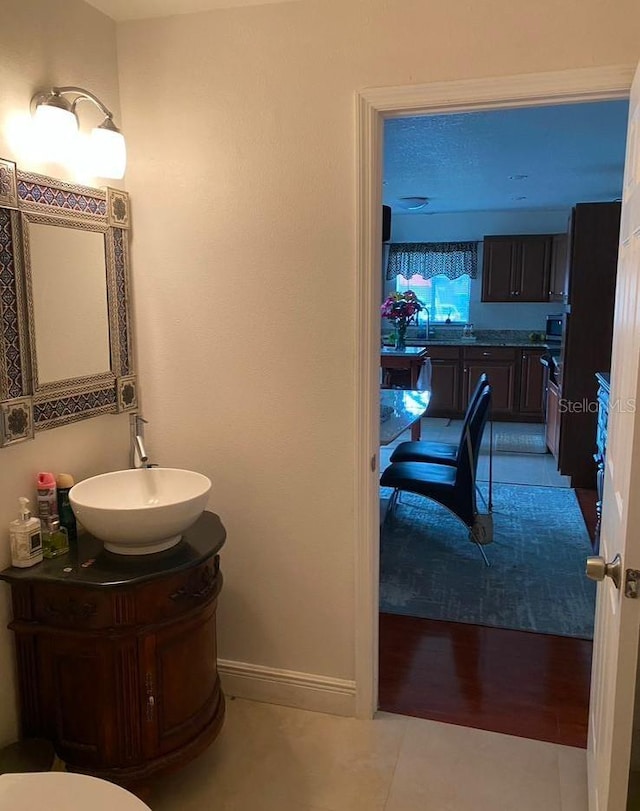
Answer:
[394, 322, 407, 350]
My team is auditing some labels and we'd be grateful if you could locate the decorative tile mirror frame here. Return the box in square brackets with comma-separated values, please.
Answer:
[0, 157, 136, 447]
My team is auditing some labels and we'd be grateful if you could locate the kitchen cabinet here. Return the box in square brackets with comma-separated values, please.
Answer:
[557, 202, 621, 488]
[545, 379, 561, 460]
[380, 347, 428, 389]
[425, 343, 546, 422]
[463, 347, 517, 415]
[428, 346, 462, 416]
[482, 235, 553, 302]
[549, 234, 569, 303]
[0, 513, 226, 791]
[519, 348, 547, 417]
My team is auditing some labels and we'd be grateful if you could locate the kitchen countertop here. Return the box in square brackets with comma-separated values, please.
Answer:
[382, 339, 550, 349]
[380, 346, 429, 356]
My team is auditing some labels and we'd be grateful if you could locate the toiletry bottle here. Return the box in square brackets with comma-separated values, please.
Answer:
[43, 517, 69, 559]
[36, 472, 58, 525]
[9, 497, 43, 568]
[56, 473, 77, 547]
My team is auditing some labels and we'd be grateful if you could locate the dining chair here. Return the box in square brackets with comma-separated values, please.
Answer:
[380, 384, 492, 565]
[390, 373, 488, 465]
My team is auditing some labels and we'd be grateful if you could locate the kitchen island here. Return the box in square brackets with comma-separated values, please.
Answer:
[380, 346, 428, 389]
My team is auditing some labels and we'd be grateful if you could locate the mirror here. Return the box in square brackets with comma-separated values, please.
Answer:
[26, 221, 110, 384]
[0, 157, 137, 446]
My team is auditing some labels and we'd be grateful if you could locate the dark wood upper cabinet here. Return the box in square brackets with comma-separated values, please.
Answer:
[549, 234, 569, 303]
[482, 235, 553, 302]
[481, 238, 517, 301]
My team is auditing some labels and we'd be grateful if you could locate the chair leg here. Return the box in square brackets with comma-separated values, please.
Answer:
[475, 483, 488, 510]
[473, 541, 490, 567]
[382, 489, 400, 528]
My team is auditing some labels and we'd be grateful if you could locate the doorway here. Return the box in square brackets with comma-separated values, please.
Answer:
[353, 65, 635, 723]
[375, 100, 627, 744]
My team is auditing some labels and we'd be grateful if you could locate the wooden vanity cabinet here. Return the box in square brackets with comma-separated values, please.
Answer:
[0, 512, 226, 790]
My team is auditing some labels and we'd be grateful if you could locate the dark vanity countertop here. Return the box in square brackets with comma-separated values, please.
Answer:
[0, 511, 226, 589]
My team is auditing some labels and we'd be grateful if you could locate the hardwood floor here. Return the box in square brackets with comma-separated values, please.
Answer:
[379, 613, 592, 747]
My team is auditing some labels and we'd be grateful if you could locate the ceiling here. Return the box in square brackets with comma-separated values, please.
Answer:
[383, 100, 629, 214]
[84, 0, 301, 20]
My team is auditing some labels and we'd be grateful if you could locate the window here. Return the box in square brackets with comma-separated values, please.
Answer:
[395, 274, 471, 324]
[386, 241, 477, 324]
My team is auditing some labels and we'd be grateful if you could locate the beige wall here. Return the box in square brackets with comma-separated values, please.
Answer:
[115, 0, 640, 699]
[0, 0, 637, 742]
[0, 0, 130, 744]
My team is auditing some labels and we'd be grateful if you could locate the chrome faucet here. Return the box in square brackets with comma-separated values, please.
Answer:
[130, 414, 153, 468]
[423, 307, 431, 341]
[134, 433, 149, 467]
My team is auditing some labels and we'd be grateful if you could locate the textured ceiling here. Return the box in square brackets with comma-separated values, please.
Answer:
[383, 100, 629, 214]
[84, 0, 301, 20]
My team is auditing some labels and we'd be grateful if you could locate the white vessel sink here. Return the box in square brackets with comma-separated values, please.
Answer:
[69, 468, 212, 555]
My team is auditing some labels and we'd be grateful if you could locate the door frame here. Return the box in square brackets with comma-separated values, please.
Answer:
[354, 64, 635, 718]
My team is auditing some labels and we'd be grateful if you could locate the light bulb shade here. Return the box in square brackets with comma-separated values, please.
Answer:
[33, 102, 79, 163]
[90, 124, 126, 179]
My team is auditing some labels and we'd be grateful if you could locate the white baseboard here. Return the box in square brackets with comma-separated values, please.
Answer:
[218, 659, 356, 717]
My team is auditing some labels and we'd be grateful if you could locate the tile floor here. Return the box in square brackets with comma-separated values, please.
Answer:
[148, 698, 588, 811]
[381, 418, 571, 489]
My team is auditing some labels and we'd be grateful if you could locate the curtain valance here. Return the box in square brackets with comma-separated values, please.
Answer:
[386, 242, 478, 281]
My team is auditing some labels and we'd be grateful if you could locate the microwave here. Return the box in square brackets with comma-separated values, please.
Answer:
[545, 315, 563, 342]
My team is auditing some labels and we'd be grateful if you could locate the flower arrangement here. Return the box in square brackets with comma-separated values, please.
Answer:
[381, 291, 424, 349]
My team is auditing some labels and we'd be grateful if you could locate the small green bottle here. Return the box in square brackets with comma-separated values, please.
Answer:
[43, 517, 69, 559]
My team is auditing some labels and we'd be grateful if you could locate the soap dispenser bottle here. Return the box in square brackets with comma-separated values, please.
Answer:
[9, 497, 43, 568]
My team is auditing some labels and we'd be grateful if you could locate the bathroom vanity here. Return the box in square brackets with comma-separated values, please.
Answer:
[0, 512, 226, 789]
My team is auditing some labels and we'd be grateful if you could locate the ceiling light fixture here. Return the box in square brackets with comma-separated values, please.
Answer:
[397, 196, 429, 211]
[31, 86, 126, 179]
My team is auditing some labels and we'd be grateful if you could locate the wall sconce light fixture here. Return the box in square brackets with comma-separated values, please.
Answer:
[31, 86, 126, 179]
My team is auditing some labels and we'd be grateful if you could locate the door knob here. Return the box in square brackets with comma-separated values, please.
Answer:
[586, 554, 622, 589]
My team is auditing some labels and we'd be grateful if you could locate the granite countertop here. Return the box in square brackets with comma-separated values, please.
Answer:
[383, 338, 550, 349]
[380, 346, 429, 356]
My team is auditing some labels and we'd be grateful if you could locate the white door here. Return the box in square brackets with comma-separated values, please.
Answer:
[588, 61, 640, 811]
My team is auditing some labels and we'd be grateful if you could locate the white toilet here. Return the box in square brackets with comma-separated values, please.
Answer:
[0, 771, 152, 810]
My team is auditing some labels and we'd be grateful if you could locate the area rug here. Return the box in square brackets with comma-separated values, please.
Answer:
[380, 483, 596, 638]
[493, 431, 547, 454]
